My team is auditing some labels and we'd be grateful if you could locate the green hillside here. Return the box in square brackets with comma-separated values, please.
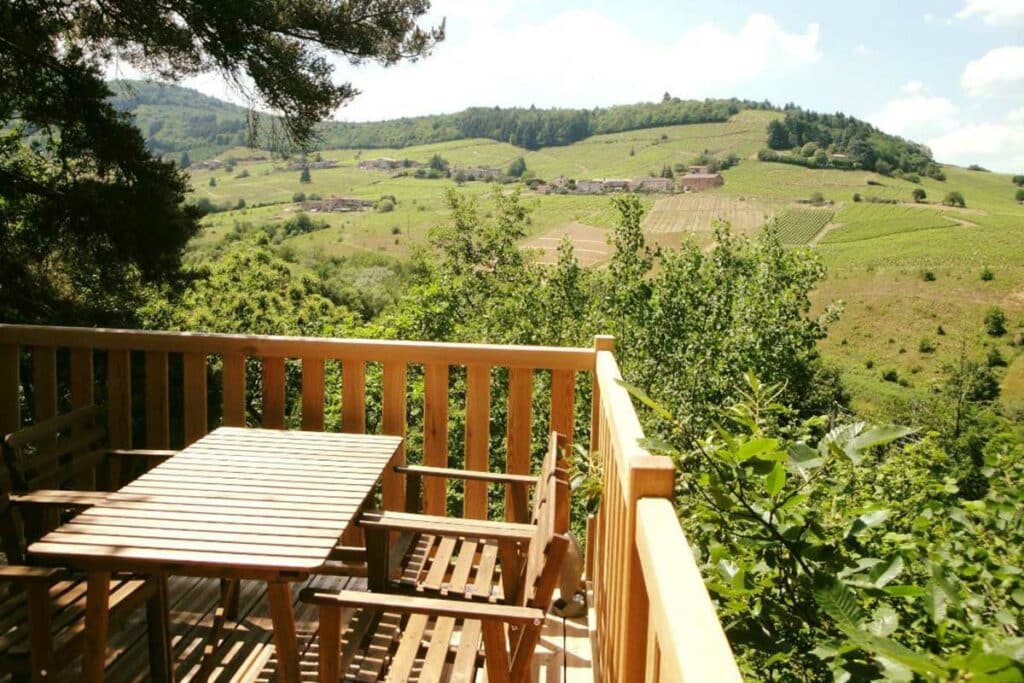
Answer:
[171, 96, 1023, 417]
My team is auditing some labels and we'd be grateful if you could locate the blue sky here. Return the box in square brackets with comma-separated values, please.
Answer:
[110, 0, 1024, 171]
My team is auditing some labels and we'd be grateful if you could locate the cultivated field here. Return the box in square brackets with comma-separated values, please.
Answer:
[523, 222, 612, 267]
[641, 194, 777, 243]
[774, 207, 835, 245]
[822, 203, 961, 244]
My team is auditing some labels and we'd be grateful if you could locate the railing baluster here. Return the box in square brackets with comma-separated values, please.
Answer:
[422, 363, 448, 515]
[261, 356, 285, 429]
[342, 361, 366, 434]
[464, 364, 490, 519]
[550, 368, 575, 454]
[505, 367, 532, 522]
[301, 357, 325, 431]
[221, 352, 246, 427]
[381, 362, 407, 512]
[69, 348, 94, 409]
[183, 352, 208, 444]
[107, 350, 132, 489]
[145, 351, 170, 449]
[32, 346, 57, 435]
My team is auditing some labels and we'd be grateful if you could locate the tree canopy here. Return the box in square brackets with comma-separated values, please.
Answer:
[0, 0, 442, 324]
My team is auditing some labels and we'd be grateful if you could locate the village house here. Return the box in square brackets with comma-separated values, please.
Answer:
[286, 159, 339, 171]
[575, 179, 604, 194]
[602, 179, 632, 192]
[300, 196, 375, 212]
[455, 166, 503, 181]
[190, 159, 223, 171]
[632, 177, 674, 192]
[680, 172, 725, 191]
[357, 157, 407, 170]
[688, 164, 711, 174]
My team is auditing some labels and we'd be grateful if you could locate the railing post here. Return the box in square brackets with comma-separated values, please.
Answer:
[623, 457, 675, 683]
[590, 335, 614, 457]
[0, 344, 19, 438]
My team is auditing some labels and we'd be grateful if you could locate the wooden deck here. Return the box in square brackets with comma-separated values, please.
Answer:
[23, 574, 593, 682]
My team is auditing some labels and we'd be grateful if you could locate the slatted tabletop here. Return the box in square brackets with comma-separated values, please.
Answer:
[28, 427, 403, 576]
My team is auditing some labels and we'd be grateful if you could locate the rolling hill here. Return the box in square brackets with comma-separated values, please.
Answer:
[114, 81, 1024, 418]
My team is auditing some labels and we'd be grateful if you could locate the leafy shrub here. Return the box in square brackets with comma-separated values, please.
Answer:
[234, 198, 246, 210]
[292, 192, 306, 203]
[937, 325, 946, 336]
[208, 177, 217, 187]
[376, 198, 395, 213]
[987, 347, 1007, 367]
[809, 191, 825, 205]
[984, 307, 1007, 336]
[235, 169, 249, 179]
[922, 270, 936, 282]
[919, 338, 936, 353]
[981, 267, 994, 281]
[882, 368, 900, 382]
[852, 192, 862, 202]
[1016, 188, 1024, 203]
[943, 191, 966, 208]
[912, 188, 926, 202]
[390, 225, 401, 235]
[865, 359, 874, 369]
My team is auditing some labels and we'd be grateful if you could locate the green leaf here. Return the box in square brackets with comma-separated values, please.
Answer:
[765, 462, 786, 497]
[787, 442, 823, 478]
[736, 437, 780, 462]
[868, 605, 899, 637]
[883, 585, 926, 598]
[618, 380, 674, 420]
[870, 556, 904, 588]
[848, 508, 891, 537]
[813, 575, 868, 630]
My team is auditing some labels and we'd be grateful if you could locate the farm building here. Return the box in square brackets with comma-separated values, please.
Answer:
[190, 159, 223, 171]
[602, 179, 632, 192]
[454, 166, 503, 181]
[575, 179, 604, 194]
[688, 164, 712, 174]
[632, 177, 674, 192]
[300, 197, 375, 212]
[358, 157, 408, 170]
[680, 172, 724, 191]
[286, 159, 339, 171]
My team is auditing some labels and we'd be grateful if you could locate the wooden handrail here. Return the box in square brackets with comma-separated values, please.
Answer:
[589, 342, 741, 681]
[637, 498, 743, 682]
[0, 324, 593, 370]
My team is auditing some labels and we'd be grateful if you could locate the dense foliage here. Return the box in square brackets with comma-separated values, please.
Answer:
[765, 109, 944, 178]
[634, 374, 1024, 681]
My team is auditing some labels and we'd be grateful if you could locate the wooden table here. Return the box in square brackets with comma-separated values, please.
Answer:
[28, 427, 403, 683]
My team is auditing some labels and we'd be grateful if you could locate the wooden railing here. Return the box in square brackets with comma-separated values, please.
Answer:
[0, 324, 742, 680]
[589, 337, 742, 682]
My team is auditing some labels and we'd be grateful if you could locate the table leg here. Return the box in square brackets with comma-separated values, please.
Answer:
[83, 571, 110, 683]
[266, 581, 300, 683]
[365, 523, 389, 592]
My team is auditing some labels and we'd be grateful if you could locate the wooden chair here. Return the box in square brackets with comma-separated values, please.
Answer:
[0, 407, 173, 682]
[301, 451, 571, 682]
[369, 433, 568, 606]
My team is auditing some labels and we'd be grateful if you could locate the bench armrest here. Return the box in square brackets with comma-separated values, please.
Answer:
[10, 490, 109, 508]
[359, 511, 535, 542]
[107, 448, 176, 461]
[300, 588, 544, 625]
[0, 566, 66, 584]
[395, 465, 537, 486]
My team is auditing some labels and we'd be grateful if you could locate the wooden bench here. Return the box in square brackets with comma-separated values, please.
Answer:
[301, 447, 571, 682]
[0, 407, 172, 682]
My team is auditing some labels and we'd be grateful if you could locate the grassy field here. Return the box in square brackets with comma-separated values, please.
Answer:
[185, 113, 1024, 415]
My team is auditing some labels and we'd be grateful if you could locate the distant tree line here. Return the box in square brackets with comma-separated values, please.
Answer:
[765, 108, 945, 178]
[324, 98, 774, 150]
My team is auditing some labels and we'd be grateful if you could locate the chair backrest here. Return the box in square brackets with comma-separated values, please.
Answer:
[0, 406, 108, 561]
[528, 432, 569, 527]
[507, 432, 572, 678]
[3, 406, 107, 493]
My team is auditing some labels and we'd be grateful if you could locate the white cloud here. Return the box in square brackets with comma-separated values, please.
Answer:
[869, 93, 958, 139]
[330, 11, 821, 121]
[955, 0, 1024, 25]
[924, 12, 936, 23]
[928, 121, 1024, 172]
[854, 43, 871, 55]
[961, 45, 1024, 97]
[901, 80, 924, 94]
[1008, 106, 1024, 123]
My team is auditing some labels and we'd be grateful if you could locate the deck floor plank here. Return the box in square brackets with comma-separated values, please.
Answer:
[0, 576, 593, 682]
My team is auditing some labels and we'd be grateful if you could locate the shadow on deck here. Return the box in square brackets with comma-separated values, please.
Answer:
[89, 574, 594, 682]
